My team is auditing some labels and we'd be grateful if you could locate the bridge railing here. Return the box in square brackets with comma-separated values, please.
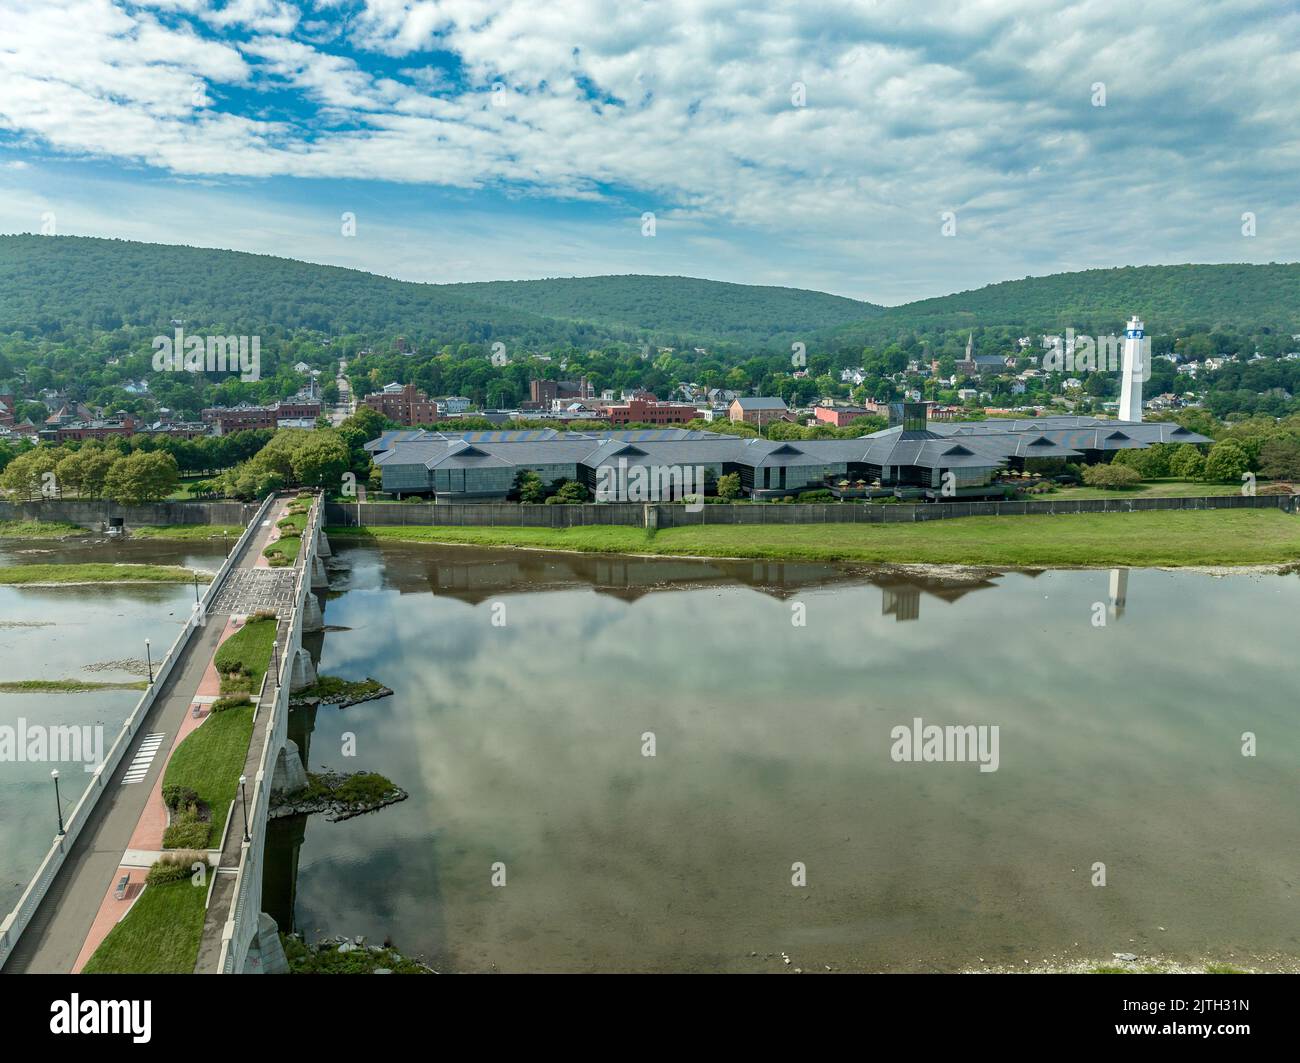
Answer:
[217, 493, 321, 973]
[0, 493, 278, 971]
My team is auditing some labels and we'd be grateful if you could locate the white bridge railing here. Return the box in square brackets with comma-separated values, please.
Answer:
[217, 494, 321, 973]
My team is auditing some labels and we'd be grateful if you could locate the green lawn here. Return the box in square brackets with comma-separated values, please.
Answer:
[214, 614, 278, 695]
[162, 701, 256, 848]
[81, 877, 209, 974]
[330, 508, 1300, 567]
[264, 512, 306, 566]
[0, 563, 213, 585]
[1050, 478, 1247, 501]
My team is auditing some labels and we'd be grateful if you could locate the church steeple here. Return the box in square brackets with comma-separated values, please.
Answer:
[964, 332, 973, 361]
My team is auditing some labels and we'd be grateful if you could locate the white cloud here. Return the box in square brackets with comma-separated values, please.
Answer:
[0, 0, 1297, 298]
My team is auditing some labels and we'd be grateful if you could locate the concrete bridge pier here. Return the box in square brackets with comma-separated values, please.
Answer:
[243, 912, 290, 974]
[271, 738, 309, 796]
[301, 592, 324, 634]
[311, 555, 328, 590]
[315, 530, 332, 558]
[289, 648, 317, 691]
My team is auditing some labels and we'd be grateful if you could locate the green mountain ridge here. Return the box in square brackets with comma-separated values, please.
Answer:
[445, 274, 881, 341]
[841, 263, 1300, 343]
[0, 236, 874, 349]
[2, 237, 1298, 355]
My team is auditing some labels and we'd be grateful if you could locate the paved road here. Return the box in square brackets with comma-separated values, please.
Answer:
[2, 506, 285, 973]
[330, 357, 354, 427]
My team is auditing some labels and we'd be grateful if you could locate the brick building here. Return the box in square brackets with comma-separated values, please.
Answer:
[729, 396, 789, 427]
[525, 378, 591, 410]
[813, 406, 873, 429]
[361, 382, 438, 426]
[605, 398, 699, 426]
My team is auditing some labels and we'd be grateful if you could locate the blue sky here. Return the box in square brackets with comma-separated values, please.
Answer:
[1, 0, 1297, 304]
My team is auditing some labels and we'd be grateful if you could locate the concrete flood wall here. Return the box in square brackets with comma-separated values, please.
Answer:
[0, 493, 278, 972]
[0, 499, 260, 528]
[324, 493, 1295, 531]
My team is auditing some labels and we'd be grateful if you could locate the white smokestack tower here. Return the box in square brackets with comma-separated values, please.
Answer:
[1118, 315, 1145, 422]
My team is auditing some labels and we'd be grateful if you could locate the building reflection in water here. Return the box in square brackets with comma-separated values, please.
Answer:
[344, 542, 1023, 622]
[1108, 568, 1129, 621]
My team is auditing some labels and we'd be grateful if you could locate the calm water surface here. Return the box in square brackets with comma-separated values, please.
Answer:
[267, 543, 1300, 972]
[0, 538, 229, 912]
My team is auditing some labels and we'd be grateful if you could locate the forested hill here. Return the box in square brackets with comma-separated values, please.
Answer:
[830, 263, 1300, 346]
[0, 236, 580, 347]
[0, 236, 875, 349]
[444, 275, 880, 342]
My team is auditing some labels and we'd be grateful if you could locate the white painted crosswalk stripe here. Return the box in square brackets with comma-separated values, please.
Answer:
[121, 733, 167, 784]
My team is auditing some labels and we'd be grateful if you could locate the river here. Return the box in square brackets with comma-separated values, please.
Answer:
[263, 542, 1300, 972]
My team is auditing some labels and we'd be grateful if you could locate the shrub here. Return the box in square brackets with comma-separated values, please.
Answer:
[163, 803, 210, 849]
[1082, 463, 1142, 489]
[795, 489, 835, 503]
[146, 851, 206, 885]
[162, 784, 199, 810]
[210, 695, 253, 713]
[716, 472, 742, 499]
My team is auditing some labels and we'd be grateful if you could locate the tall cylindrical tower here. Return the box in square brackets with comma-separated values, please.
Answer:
[1118, 315, 1145, 422]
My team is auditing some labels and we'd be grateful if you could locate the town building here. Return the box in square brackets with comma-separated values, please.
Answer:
[201, 395, 323, 434]
[729, 396, 789, 426]
[523, 378, 592, 411]
[604, 398, 699, 426]
[360, 382, 437, 425]
[40, 414, 138, 443]
[813, 406, 874, 428]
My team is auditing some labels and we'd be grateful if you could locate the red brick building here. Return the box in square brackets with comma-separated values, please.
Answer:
[201, 397, 323, 434]
[813, 406, 872, 428]
[361, 383, 438, 426]
[41, 415, 137, 443]
[605, 398, 699, 426]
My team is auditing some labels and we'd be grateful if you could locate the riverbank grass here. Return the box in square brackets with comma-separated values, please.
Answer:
[129, 524, 244, 541]
[81, 877, 208, 974]
[0, 563, 214, 585]
[329, 508, 1300, 568]
[0, 519, 87, 538]
[0, 679, 148, 693]
[0, 520, 243, 541]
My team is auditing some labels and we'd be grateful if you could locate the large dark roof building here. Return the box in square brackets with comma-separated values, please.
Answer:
[369, 406, 1210, 503]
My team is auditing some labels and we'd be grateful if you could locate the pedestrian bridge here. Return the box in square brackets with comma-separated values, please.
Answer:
[0, 493, 332, 974]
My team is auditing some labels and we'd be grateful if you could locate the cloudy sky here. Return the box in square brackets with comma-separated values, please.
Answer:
[0, 0, 1296, 303]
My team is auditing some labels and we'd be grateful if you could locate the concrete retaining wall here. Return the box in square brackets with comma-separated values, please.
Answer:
[324, 493, 1295, 530]
[0, 499, 260, 528]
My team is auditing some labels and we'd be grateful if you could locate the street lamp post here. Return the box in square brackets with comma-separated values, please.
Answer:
[52, 769, 64, 836]
[239, 774, 250, 843]
[144, 638, 154, 684]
